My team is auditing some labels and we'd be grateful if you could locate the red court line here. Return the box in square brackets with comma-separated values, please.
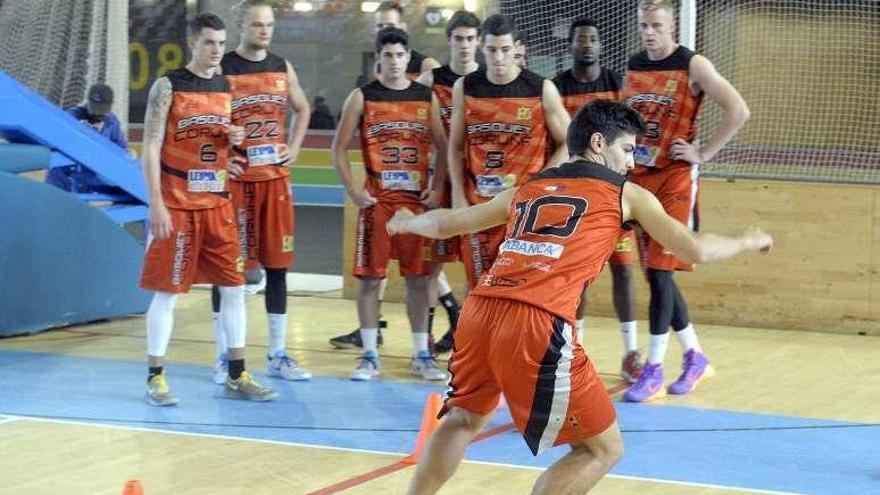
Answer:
[305, 380, 631, 494]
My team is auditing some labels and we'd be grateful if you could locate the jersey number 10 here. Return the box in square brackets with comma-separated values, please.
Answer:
[511, 196, 589, 239]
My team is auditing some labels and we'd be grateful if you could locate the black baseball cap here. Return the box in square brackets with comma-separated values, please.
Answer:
[87, 83, 113, 116]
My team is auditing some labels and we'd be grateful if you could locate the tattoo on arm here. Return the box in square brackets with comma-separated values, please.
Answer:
[143, 77, 172, 144]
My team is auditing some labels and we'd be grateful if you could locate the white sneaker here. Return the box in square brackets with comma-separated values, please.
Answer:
[411, 351, 448, 381]
[266, 351, 312, 381]
[349, 352, 380, 381]
[213, 353, 228, 385]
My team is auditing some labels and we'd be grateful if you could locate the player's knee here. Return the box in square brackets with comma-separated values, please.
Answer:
[444, 406, 490, 433]
[572, 423, 624, 469]
[405, 274, 430, 291]
[359, 277, 383, 294]
[646, 268, 673, 291]
[610, 263, 632, 282]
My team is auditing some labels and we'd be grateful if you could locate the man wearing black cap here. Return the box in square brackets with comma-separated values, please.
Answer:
[46, 83, 130, 193]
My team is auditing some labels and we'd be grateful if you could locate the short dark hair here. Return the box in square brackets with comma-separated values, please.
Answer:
[569, 17, 598, 43]
[446, 10, 481, 38]
[567, 100, 645, 156]
[375, 26, 409, 53]
[188, 13, 226, 38]
[377, 1, 404, 16]
[481, 14, 517, 40]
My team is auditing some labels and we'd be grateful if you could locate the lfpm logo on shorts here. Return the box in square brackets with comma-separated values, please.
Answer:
[187, 169, 227, 192]
[282, 235, 294, 253]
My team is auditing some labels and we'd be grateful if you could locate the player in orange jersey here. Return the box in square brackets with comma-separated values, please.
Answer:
[333, 28, 448, 381]
[374, 1, 440, 80]
[210, 0, 313, 385]
[552, 16, 643, 383]
[389, 100, 771, 495]
[414, 10, 482, 354]
[140, 13, 277, 406]
[622, 0, 751, 402]
[448, 14, 571, 291]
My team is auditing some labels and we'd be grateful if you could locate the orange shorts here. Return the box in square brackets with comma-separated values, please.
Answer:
[353, 201, 433, 278]
[460, 224, 506, 289]
[608, 229, 634, 265]
[140, 202, 245, 293]
[629, 164, 700, 271]
[443, 296, 617, 456]
[230, 177, 294, 270]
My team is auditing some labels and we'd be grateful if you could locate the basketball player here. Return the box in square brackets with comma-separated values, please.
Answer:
[140, 13, 277, 406]
[374, 1, 440, 80]
[414, 10, 482, 354]
[622, 0, 751, 402]
[389, 100, 772, 495]
[552, 17, 642, 382]
[333, 27, 448, 381]
[210, 0, 312, 384]
[448, 14, 570, 291]
[328, 0, 443, 349]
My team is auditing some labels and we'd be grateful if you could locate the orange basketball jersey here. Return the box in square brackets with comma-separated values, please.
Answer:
[470, 161, 628, 323]
[160, 68, 232, 210]
[431, 64, 463, 136]
[359, 80, 434, 204]
[221, 51, 289, 182]
[462, 69, 549, 205]
[552, 67, 623, 117]
[623, 46, 703, 174]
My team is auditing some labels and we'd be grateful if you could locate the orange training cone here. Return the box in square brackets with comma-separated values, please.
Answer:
[401, 392, 443, 465]
[122, 479, 144, 495]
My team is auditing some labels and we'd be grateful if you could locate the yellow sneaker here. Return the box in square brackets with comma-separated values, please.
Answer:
[146, 373, 179, 407]
[225, 371, 278, 402]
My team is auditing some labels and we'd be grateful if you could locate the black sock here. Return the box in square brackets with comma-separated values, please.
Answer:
[211, 285, 221, 313]
[148, 366, 163, 381]
[427, 307, 435, 336]
[438, 292, 460, 329]
[228, 359, 245, 380]
[647, 269, 675, 336]
[264, 268, 287, 314]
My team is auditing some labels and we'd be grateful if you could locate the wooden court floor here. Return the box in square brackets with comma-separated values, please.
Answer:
[1, 290, 878, 495]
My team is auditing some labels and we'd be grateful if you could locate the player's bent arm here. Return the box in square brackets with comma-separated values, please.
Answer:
[689, 55, 750, 163]
[331, 88, 364, 195]
[623, 182, 771, 264]
[286, 61, 312, 156]
[389, 187, 515, 239]
[429, 93, 449, 188]
[447, 79, 468, 208]
[421, 56, 442, 74]
[142, 77, 172, 205]
[542, 80, 571, 168]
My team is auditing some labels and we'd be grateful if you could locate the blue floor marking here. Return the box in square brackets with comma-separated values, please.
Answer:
[1, 350, 877, 495]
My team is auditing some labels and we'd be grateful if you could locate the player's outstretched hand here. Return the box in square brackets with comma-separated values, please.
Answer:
[228, 125, 245, 146]
[387, 208, 415, 235]
[349, 188, 378, 209]
[669, 138, 702, 164]
[228, 155, 247, 178]
[744, 227, 773, 254]
[149, 204, 173, 240]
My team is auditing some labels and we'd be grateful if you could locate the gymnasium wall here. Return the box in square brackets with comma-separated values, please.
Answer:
[342, 174, 880, 336]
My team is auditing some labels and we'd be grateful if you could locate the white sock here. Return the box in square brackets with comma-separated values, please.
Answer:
[412, 331, 429, 356]
[212, 312, 227, 359]
[674, 323, 702, 353]
[620, 320, 638, 353]
[575, 319, 585, 344]
[267, 313, 287, 356]
[648, 332, 670, 365]
[360, 327, 378, 355]
[147, 292, 178, 357]
[437, 271, 452, 295]
[219, 286, 247, 349]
